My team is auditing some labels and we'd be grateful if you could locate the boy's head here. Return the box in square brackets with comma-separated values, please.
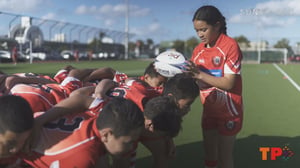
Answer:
[143, 62, 167, 88]
[96, 97, 144, 156]
[143, 96, 182, 138]
[162, 73, 199, 116]
[0, 95, 34, 158]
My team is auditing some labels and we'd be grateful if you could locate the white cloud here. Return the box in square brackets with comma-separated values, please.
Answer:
[229, 0, 300, 28]
[256, 0, 300, 16]
[104, 19, 116, 27]
[130, 22, 170, 42]
[257, 16, 296, 28]
[229, 14, 255, 23]
[129, 5, 150, 17]
[131, 23, 161, 36]
[148, 23, 161, 32]
[0, 0, 44, 12]
[41, 12, 56, 20]
[75, 5, 88, 15]
[75, 3, 150, 26]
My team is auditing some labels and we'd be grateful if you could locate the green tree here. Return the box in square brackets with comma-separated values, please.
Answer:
[146, 38, 154, 47]
[234, 35, 250, 48]
[185, 37, 199, 58]
[273, 38, 294, 56]
[172, 40, 185, 54]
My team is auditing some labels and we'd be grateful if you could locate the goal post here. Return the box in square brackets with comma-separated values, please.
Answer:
[242, 48, 288, 64]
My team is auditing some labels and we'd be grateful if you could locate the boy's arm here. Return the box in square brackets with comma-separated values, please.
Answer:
[84, 67, 116, 82]
[24, 94, 97, 153]
[69, 86, 96, 97]
[35, 94, 95, 125]
[5, 75, 56, 92]
[94, 79, 118, 100]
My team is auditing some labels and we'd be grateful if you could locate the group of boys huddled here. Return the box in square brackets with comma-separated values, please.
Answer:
[0, 50, 199, 168]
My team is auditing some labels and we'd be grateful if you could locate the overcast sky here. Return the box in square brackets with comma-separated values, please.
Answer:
[0, 0, 299, 46]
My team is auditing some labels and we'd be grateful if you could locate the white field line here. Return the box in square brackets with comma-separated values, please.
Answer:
[273, 63, 300, 92]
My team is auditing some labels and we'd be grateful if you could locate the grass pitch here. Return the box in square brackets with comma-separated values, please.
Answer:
[1, 61, 299, 168]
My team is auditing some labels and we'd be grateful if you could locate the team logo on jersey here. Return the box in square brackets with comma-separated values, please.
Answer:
[226, 120, 235, 130]
[212, 56, 222, 67]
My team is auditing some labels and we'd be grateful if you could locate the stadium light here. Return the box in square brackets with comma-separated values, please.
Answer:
[124, 0, 129, 60]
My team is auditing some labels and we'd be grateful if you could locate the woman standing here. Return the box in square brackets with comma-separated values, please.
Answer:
[188, 5, 243, 168]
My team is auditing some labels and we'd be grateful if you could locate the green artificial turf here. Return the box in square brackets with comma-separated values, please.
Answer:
[1, 61, 299, 167]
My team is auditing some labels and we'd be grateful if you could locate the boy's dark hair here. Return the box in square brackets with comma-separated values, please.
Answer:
[192, 5, 227, 35]
[96, 97, 144, 138]
[143, 96, 182, 138]
[162, 73, 199, 100]
[143, 62, 161, 77]
[0, 95, 34, 134]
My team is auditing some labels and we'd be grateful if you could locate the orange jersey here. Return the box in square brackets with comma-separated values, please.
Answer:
[113, 71, 129, 83]
[22, 98, 106, 168]
[110, 79, 161, 111]
[13, 72, 56, 82]
[191, 34, 243, 117]
[53, 69, 69, 83]
[139, 76, 164, 94]
[10, 77, 83, 112]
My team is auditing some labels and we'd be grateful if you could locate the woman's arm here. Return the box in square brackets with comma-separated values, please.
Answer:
[186, 61, 236, 91]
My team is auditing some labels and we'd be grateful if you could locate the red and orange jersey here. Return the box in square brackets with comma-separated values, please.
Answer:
[23, 98, 107, 168]
[10, 77, 83, 113]
[191, 33, 243, 117]
[110, 79, 161, 111]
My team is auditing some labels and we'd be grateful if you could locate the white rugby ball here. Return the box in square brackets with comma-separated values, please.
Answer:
[154, 50, 187, 77]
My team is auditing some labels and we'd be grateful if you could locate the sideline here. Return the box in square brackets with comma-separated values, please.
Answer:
[273, 63, 300, 92]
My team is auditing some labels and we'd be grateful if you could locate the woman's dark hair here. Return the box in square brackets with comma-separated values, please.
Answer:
[192, 5, 227, 35]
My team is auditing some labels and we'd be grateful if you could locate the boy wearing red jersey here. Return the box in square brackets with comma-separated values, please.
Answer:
[0, 95, 145, 168]
[9, 68, 94, 112]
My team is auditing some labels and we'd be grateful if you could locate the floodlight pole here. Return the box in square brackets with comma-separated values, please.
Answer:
[124, 0, 129, 60]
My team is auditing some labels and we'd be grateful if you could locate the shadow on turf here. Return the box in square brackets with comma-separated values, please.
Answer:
[136, 134, 300, 168]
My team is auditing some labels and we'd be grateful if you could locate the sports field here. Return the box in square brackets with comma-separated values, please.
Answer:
[1, 60, 299, 168]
